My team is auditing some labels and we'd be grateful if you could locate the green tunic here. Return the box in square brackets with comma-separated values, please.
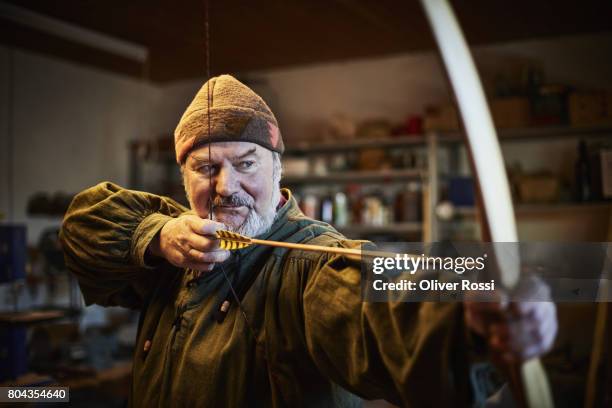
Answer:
[59, 182, 474, 407]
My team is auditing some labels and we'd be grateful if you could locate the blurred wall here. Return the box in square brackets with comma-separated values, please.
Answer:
[0, 46, 161, 243]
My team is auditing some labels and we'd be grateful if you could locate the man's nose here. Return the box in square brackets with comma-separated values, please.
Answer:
[215, 166, 239, 197]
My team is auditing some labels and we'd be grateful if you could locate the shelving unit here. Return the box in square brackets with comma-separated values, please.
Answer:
[280, 125, 612, 242]
[336, 222, 422, 236]
[282, 133, 436, 241]
[285, 134, 428, 154]
[282, 169, 424, 185]
[127, 125, 612, 242]
[454, 201, 612, 217]
[285, 125, 612, 153]
[432, 125, 612, 241]
[441, 124, 612, 143]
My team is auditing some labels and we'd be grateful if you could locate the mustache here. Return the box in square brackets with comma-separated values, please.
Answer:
[211, 194, 254, 209]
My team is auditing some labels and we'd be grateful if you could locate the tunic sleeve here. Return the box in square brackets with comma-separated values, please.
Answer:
[301, 239, 473, 407]
[59, 181, 188, 309]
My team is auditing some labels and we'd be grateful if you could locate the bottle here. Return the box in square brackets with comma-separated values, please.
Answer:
[363, 195, 384, 226]
[394, 182, 422, 222]
[346, 184, 362, 224]
[333, 192, 348, 227]
[320, 193, 334, 224]
[575, 140, 592, 202]
[302, 194, 319, 219]
[379, 192, 391, 226]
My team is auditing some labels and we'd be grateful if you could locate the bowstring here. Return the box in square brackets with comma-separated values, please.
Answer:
[205, 0, 212, 221]
[204, 0, 258, 341]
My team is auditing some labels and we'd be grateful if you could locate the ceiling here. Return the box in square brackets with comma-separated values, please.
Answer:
[2, 0, 612, 82]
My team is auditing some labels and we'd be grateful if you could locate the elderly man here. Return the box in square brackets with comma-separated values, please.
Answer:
[60, 75, 556, 407]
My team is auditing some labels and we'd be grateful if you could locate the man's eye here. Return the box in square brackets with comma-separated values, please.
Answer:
[238, 160, 254, 169]
[197, 165, 217, 174]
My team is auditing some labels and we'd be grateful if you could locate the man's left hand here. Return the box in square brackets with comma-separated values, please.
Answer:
[464, 278, 558, 363]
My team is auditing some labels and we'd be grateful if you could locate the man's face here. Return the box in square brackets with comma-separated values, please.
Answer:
[183, 141, 280, 237]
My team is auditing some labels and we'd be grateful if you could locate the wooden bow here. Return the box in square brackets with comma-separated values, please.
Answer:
[420, 1, 554, 407]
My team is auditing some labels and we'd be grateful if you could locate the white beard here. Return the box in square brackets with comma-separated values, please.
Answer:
[213, 187, 281, 238]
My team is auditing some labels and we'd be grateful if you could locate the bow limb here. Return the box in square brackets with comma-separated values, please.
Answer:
[419, 1, 553, 407]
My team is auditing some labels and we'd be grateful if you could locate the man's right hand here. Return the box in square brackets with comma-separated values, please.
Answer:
[148, 215, 231, 271]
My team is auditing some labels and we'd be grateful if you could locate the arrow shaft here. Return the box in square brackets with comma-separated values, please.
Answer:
[248, 238, 402, 260]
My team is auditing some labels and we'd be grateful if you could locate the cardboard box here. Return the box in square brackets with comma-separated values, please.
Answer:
[491, 97, 530, 128]
[424, 104, 460, 131]
[568, 92, 612, 126]
[517, 175, 560, 203]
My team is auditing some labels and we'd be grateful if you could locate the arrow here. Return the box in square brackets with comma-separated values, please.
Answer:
[216, 230, 404, 261]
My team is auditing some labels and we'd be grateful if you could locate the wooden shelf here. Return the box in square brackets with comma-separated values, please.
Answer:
[336, 222, 422, 235]
[439, 124, 612, 144]
[285, 134, 427, 154]
[451, 202, 612, 218]
[283, 125, 612, 155]
[282, 169, 424, 185]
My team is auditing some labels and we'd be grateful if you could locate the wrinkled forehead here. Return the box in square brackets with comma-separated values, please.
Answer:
[186, 141, 268, 164]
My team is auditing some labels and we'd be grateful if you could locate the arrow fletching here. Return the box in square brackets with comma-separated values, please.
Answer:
[216, 230, 253, 250]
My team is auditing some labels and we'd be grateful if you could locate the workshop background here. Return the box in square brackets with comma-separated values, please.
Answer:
[1, 1, 611, 407]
